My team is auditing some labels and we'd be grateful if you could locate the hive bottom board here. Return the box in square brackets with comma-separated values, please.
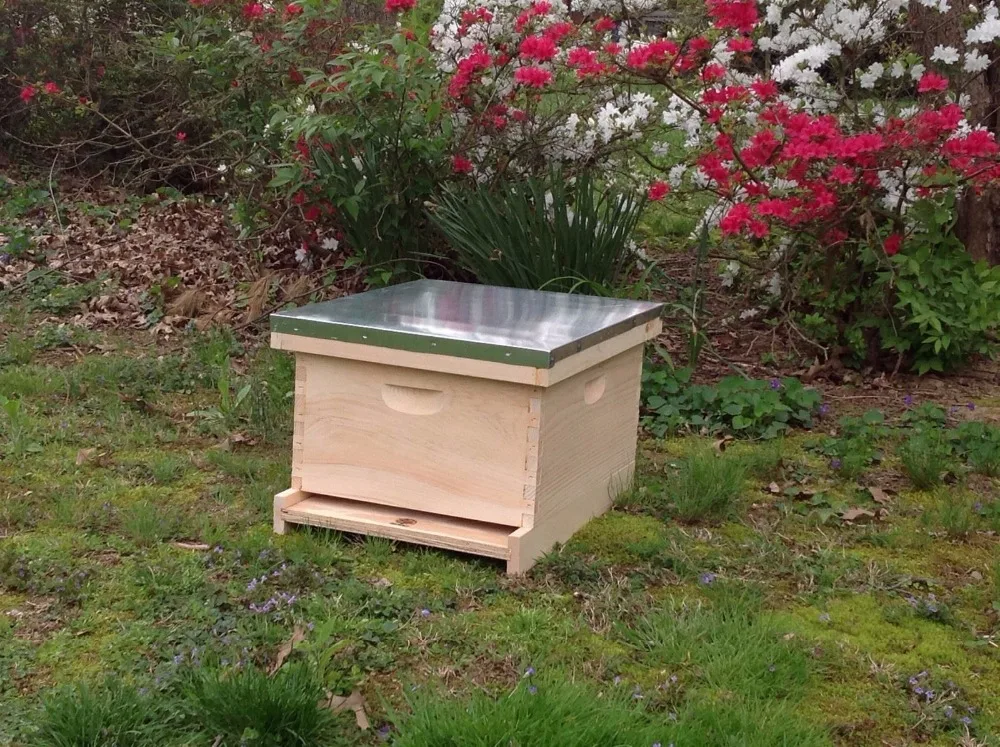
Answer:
[272, 486, 623, 574]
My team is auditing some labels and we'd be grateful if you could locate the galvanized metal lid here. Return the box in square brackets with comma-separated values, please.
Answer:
[271, 280, 663, 368]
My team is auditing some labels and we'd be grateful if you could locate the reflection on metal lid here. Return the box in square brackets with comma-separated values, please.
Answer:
[270, 280, 663, 368]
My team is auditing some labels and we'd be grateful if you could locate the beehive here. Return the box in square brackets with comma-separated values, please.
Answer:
[270, 280, 662, 573]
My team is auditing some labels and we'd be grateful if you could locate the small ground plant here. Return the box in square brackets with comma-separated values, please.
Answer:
[33, 680, 173, 747]
[186, 664, 339, 747]
[899, 433, 953, 490]
[665, 449, 747, 523]
[641, 367, 822, 439]
[391, 676, 664, 746]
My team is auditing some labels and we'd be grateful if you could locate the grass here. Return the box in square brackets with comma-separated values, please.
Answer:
[898, 432, 952, 490]
[4, 296, 1000, 746]
[34, 680, 175, 747]
[187, 664, 342, 746]
[625, 447, 747, 523]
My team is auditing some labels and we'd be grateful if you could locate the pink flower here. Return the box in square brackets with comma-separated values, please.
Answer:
[542, 21, 574, 42]
[385, 0, 416, 11]
[43, 81, 60, 95]
[19, 85, 36, 103]
[242, 2, 265, 20]
[706, 0, 758, 32]
[176, 131, 187, 141]
[303, 205, 321, 222]
[284, 2, 303, 15]
[519, 35, 558, 62]
[884, 233, 903, 256]
[514, 66, 553, 88]
[593, 16, 616, 33]
[727, 36, 753, 52]
[647, 181, 670, 201]
[452, 155, 474, 174]
[917, 72, 949, 93]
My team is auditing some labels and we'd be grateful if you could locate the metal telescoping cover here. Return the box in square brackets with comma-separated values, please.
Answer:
[271, 280, 663, 368]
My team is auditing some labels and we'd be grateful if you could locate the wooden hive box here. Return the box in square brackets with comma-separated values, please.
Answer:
[270, 280, 662, 573]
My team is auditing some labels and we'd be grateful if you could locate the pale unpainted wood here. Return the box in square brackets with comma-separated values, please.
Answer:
[538, 318, 661, 387]
[532, 345, 644, 524]
[290, 359, 307, 490]
[282, 495, 513, 559]
[272, 332, 541, 385]
[273, 488, 309, 534]
[520, 397, 541, 528]
[507, 461, 634, 574]
[297, 355, 538, 527]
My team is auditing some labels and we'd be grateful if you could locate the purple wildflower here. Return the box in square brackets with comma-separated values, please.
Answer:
[528, 685, 538, 695]
[904, 394, 914, 407]
[377, 725, 392, 742]
[420, 608, 431, 618]
[769, 378, 781, 390]
[818, 403, 830, 416]
[967, 402, 976, 411]
[524, 666, 535, 677]
[944, 706, 954, 718]
[831, 458, 842, 470]
[699, 571, 717, 585]
[961, 716, 972, 725]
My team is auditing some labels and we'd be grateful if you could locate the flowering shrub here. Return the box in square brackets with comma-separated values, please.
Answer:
[428, 0, 1000, 368]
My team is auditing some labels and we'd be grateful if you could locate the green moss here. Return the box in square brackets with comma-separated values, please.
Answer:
[566, 512, 672, 564]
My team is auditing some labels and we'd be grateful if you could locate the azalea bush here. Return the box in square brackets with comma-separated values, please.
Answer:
[426, 0, 1000, 368]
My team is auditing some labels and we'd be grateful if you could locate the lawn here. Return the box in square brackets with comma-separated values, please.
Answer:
[2, 289, 999, 746]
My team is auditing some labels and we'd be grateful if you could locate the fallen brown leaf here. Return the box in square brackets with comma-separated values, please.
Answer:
[713, 435, 734, 453]
[75, 448, 97, 466]
[269, 625, 307, 677]
[325, 689, 370, 730]
[767, 481, 781, 495]
[868, 487, 892, 505]
[841, 507, 876, 523]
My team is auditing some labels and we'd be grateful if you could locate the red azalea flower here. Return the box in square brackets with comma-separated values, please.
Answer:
[917, 71, 949, 93]
[284, 2, 303, 15]
[242, 2, 265, 20]
[727, 36, 753, 52]
[385, 0, 416, 12]
[19, 85, 36, 103]
[303, 205, 321, 222]
[514, 66, 553, 88]
[43, 81, 60, 95]
[519, 35, 558, 62]
[593, 16, 615, 32]
[884, 233, 903, 255]
[176, 131, 187, 141]
[647, 181, 670, 201]
[452, 155, 474, 174]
